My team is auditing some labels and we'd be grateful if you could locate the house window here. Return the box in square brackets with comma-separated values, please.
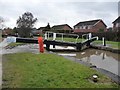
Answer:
[116, 23, 118, 27]
[81, 26, 83, 29]
[116, 23, 120, 27]
[75, 27, 78, 29]
[85, 26, 88, 29]
[88, 26, 91, 29]
[79, 27, 82, 29]
[83, 26, 86, 29]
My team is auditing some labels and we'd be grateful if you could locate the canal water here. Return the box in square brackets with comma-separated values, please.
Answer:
[57, 48, 119, 77]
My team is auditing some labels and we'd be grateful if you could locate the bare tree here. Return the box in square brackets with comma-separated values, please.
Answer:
[0, 16, 4, 30]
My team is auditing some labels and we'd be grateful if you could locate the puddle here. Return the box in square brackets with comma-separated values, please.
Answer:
[56, 49, 119, 76]
[58, 53, 76, 57]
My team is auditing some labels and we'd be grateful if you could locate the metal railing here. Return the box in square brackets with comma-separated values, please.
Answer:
[44, 32, 79, 43]
[44, 32, 98, 43]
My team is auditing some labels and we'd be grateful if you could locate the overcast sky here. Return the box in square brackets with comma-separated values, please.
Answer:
[0, 0, 119, 29]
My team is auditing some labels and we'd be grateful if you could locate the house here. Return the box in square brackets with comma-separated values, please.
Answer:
[2, 28, 12, 36]
[73, 19, 107, 33]
[51, 24, 73, 33]
[112, 16, 120, 32]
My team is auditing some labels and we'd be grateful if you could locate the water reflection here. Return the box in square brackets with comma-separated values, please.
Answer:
[57, 49, 119, 76]
[75, 49, 119, 61]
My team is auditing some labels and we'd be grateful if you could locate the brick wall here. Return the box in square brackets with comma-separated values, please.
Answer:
[74, 29, 97, 33]
[93, 21, 107, 32]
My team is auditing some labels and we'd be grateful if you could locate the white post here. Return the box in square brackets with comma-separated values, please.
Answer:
[102, 37, 104, 45]
[89, 33, 92, 40]
[102, 37, 106, 46]
[96, 36, 99, 40]
[45, 33, 47, 40]
[53, 33, 56, 40]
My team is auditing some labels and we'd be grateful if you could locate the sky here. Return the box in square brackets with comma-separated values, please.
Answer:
[0, 0, 119, 29]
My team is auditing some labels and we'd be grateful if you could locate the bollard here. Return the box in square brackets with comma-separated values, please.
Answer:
[45, 33, 47, 40]
[102, 37, 106, 46]
[38, 37, 44, 53]
[53, 33, 56, 40]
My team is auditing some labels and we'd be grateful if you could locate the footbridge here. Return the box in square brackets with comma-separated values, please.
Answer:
[14, 32, 98, 51]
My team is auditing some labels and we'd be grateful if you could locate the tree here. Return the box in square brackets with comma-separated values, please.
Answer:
[16, 12, 37, 37]
[12, 27, 18, 36]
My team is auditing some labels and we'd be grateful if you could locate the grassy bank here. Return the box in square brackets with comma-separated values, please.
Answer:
[2, 53, 118, 88]
[7, 42, 26, 47]
[47, 37, 83, 43]
[93, 41, 120, 49]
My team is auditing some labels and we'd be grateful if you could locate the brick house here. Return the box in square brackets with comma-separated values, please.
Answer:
[51, 24, 73, 33]
[73, 19, 107, 33]
[112, 16, 120, 32]
[2, 28, 12, 36]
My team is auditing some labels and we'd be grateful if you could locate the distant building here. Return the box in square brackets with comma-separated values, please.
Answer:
[51, 24, 73, 33]
[112, 16, 120, 32]
[2, 28, 12, 36]
[73, 19, 107, 33]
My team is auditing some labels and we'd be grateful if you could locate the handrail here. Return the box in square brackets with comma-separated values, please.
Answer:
[44, 32, 98, 43]
[81, 36, 98, 43]
[45, 31, 79, 43]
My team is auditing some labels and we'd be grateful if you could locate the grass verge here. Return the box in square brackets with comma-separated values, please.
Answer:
[5, 42, 26, 49]
[2, 52, 118, 88]
[93, 41, 120, 49]
[47, 37, 84, 43]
